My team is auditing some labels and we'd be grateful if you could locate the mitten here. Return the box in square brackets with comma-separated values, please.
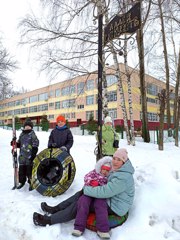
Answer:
[90, 180, 99, 187]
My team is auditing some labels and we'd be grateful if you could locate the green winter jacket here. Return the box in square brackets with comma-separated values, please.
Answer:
[101, 124, 119, 156]
[83, 159, 135, 216]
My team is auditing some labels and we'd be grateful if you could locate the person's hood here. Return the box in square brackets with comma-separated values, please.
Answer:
[95, 156, 112, 174]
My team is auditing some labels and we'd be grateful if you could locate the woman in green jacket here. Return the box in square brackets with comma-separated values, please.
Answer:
[102, 116, 119, 156]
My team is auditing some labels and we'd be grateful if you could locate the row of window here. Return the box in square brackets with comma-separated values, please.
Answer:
[147, 83, 175, 99]
[0, 75, 118, 110]
[0, 92, 118, 115]
[140, 112, 174, 123]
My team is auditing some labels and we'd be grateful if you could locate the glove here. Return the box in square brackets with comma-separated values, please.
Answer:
[90, 180, 99, 187]
[10, 141, 20, 148]
[30, 147, 38, 162]
[60, 146, 67, 152]
[48, 143, 57, 148]
[10, 137, 16, 146]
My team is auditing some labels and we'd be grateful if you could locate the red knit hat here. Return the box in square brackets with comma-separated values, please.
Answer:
[56, 115, 66, 123]
[101, 162, 111, 171]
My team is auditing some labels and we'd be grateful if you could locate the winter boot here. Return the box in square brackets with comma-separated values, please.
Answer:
[72, 229, 83, 237]
[17, 182, 25, 189]
[41, 202, 59, 214]
[97, 231, 111, 239]
[33, 212, 51, 226]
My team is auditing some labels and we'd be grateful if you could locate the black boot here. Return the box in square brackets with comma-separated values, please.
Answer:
[17, 183, 25, 189]
[33, 212, 51, 226]
[41, 202, 59, 214]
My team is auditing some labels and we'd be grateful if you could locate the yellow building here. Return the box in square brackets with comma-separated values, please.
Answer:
[0, 64, 174, 129]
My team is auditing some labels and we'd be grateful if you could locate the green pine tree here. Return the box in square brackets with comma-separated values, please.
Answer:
[40, 115, 50, 131]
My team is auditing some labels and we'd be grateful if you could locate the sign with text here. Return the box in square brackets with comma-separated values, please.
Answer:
[104, 2, 141, 45]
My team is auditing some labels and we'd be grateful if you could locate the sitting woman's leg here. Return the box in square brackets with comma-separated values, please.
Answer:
[41, 190, 83, 214]
[33, 200, 78, 226]
[50, 200, 77, 224]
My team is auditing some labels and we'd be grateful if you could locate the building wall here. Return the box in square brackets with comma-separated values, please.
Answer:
[0, 64, 174, 129]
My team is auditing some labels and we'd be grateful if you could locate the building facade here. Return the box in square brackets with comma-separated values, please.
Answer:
[0, 64, 174, 129]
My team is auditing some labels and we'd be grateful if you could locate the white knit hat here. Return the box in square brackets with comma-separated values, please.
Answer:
[104, 116, 112, 124]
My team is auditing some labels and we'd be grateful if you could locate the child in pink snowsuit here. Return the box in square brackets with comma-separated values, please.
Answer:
[72, 156, 112, 238]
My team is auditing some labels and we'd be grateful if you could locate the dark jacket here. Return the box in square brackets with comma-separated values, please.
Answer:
[48, 125, 73, 153]
[18, 129, 39, 165]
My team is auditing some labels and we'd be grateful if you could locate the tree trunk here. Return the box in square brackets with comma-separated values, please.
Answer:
[173, 48, 180, 143]
[158, 0, 171, 132]
[175, 97, 180, 147]
[124, 37, 135, 146]
[136, 28, 150, 143]
[158, 89, 166, 150]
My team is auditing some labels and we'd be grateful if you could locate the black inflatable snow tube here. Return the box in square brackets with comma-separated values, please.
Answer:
[31, 148, 76, 197]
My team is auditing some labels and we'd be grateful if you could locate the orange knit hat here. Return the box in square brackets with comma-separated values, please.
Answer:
[56, 115, 66, 123]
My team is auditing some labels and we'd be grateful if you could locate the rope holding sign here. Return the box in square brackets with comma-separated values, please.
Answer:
[31, 148, 76, 197]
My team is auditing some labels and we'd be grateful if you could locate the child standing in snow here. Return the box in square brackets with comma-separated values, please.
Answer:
[72, 157, 112, 239]
[15, 118, 39, 190]
[48, 115, 73, 154]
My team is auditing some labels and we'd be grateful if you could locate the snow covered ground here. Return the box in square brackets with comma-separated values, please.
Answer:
[0, 127, 180, 240]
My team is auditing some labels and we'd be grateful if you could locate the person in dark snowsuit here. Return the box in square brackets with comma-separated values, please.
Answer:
[16, 118, 39, 190]
[48, 115, 73, 153]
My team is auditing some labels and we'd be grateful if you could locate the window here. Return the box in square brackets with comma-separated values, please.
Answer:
[49, 90, 54, 98]
[55, 101, 61, 109]
[108, 108, 117, 119]
[147, 112, 158, 122]
[106, 75, 118, 86]
[86, 111, 94, 120]
[86, 95, 94, 105]
[39, 92, 48, 101]
[71, 112, 76, 118]
[62, 99, 75, 108]
[14, 109, 21, 115]
[30, 95, 38, 103]
[61, 85, 76, 96]
[21, 98, 29, 105]
[77, 105, 84, 109]
[29, 106, 37, 113]
[86, 79, 94, 91]
[21, 108, 28, 114]
[15, 100, 21, 106]
[77, 82, 85, 94]
[49, 102, 54, 108]
[65, 113, 70, 119]
[48, 115, 54, 119]
[38, 104, 48, 112]
[107, 91, 117, 102]
[146, 97, 159, 104]
[55, 89, 61, 97]
[147, 83, 158, 96]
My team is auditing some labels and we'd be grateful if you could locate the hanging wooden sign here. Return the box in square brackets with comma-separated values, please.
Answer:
[104, 2, 141, 46]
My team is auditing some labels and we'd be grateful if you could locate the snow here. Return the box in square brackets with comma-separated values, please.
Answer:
[0, 127, 180, 240]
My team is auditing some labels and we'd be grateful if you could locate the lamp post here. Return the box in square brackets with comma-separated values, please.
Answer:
[97, 3, 103, 160]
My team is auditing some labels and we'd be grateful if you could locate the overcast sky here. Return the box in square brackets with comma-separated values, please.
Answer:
[0, 0, 51, 91]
